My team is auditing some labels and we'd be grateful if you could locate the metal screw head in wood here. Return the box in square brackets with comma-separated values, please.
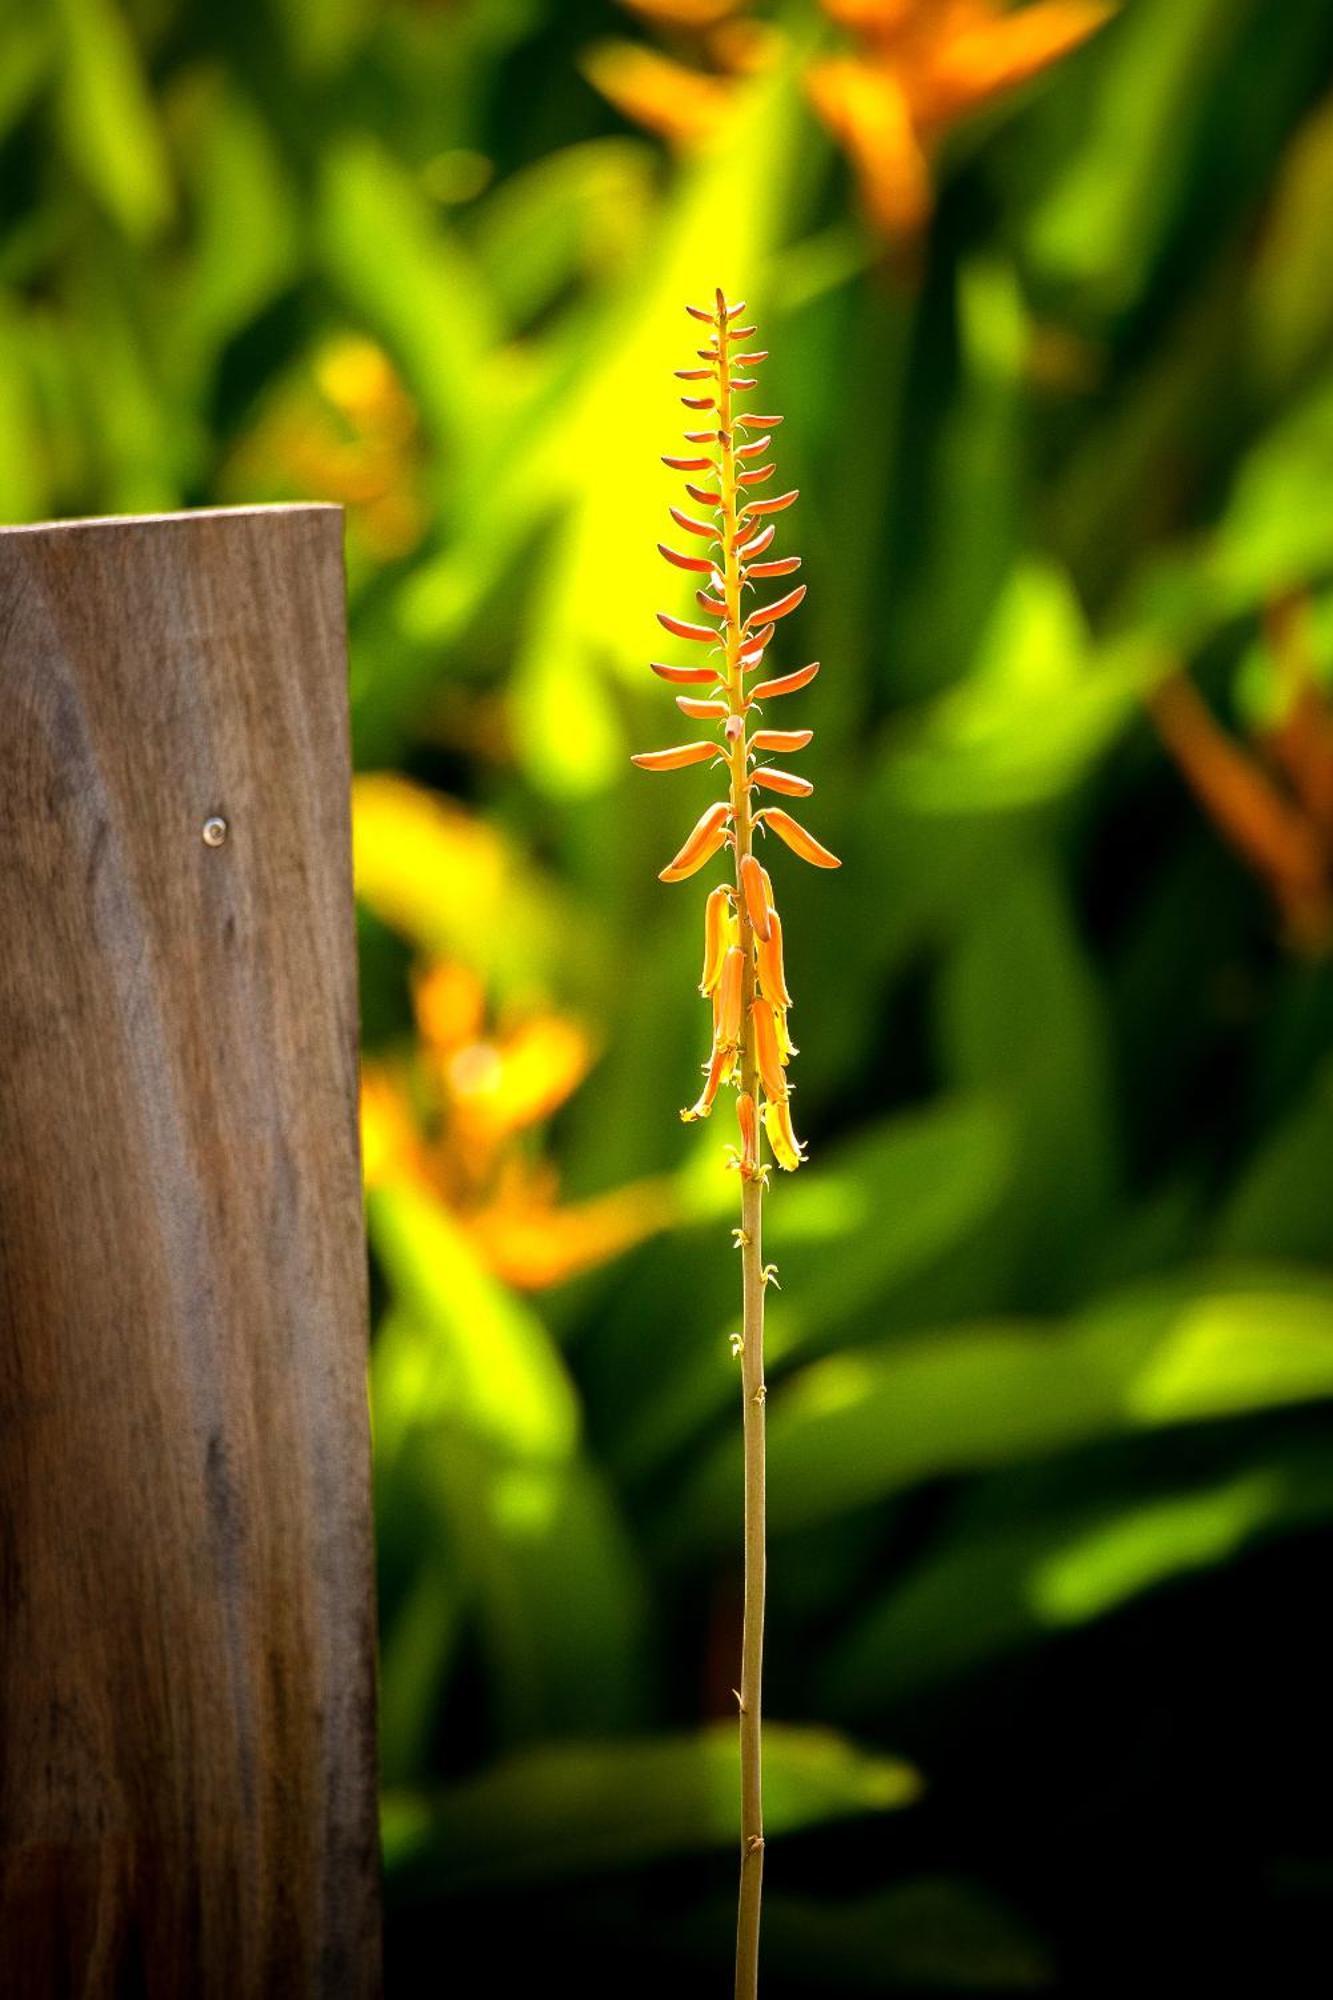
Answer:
[202, 813, 229, 846]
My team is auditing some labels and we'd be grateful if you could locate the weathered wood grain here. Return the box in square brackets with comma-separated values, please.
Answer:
[0, 507, 381, 1996]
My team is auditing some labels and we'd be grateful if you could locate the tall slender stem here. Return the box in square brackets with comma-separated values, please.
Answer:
[718, 305, 767, 2000]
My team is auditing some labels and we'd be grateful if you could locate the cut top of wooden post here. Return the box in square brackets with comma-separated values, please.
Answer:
[0, 506, 380, 1997]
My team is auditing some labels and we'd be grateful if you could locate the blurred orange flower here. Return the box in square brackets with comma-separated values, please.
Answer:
[224, 333, 429, 567]
[362, 960, 676, 1290]
[588, 0, 1113, 239]
[808, 0, 1114, 237]
[1149, 594, 1333, 956]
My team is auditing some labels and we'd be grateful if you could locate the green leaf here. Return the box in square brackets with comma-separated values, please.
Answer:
[675, 1270, 1333, 1544]
[52, 0, 173, 241]
[317, 137, 503, 460]
[1025, 0, 1253, 316]
[883, 561, 1160, 814]
[382, 1724, 919, 1895]
[1216, 1057, 1333, 1263]
[827, 1446, 1333, 1711]
[937, 856, 1116, 1292]
[757, 1879, 1054, 1992]
[371, 1189, 646, 1741]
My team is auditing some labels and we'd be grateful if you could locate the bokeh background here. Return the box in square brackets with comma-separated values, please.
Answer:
[6, 0, 1333, 1988]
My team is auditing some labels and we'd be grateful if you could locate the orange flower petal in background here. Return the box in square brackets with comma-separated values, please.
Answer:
[472, 1177, 679, 1291]
[413, 959, 487, 1053]
[1148, 671, 1331, 954]
[359, 1064, 429, 1192]
[450, 1013, 594, 1144]
[1263, 592, 1333, 843]
[806, 56, 932, 239]
[925, 1, 1117, 128]
[582, 40, 739, 149]
[617, 0, 748, 30]
[809, 0, 1114, 240]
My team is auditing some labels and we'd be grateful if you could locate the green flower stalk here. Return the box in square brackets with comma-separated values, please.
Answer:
[633, 288, 840, 1998]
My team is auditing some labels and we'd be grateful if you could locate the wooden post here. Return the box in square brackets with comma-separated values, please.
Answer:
[0, 507, 381, 1996]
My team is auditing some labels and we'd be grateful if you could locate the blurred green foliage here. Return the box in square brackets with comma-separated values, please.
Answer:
[6, 0, 1333, 1988]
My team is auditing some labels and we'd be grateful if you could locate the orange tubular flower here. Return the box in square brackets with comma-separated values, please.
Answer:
[632, 289, 840, 1167]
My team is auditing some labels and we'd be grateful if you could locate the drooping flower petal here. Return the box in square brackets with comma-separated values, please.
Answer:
[746, 555, 802, 579]
[716, 945, 745, 1047]
[751, 728, 813, 753]
[739, 852, 773, 942]
[736, 1092, 760, 1177]
[752, 999, 787, 1102]
[760, 807, 842, 868]
[763, 1095, 805, 1171]
[676, 695, 729, 719]
[756, 909, 792, 1010]
[681, 1040, 729, 1123]
[659, 801, 730, 882]
[699, 884, 734, 994]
